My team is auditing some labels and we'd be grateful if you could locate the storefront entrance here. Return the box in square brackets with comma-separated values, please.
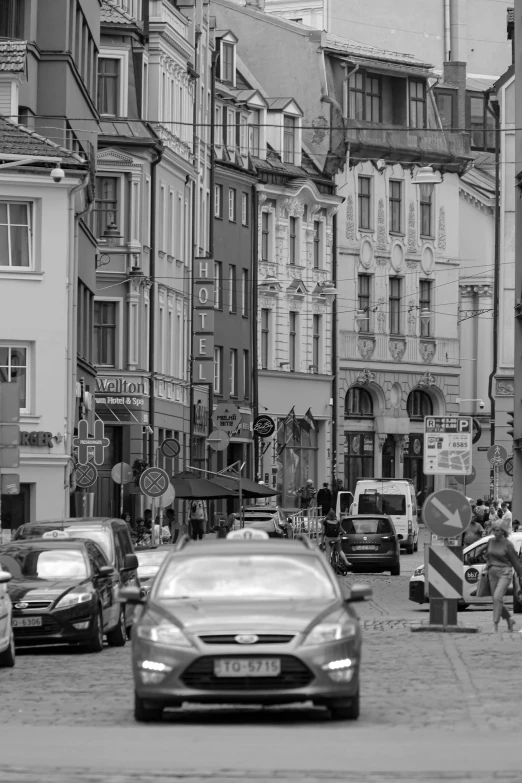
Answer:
[344, 432, 374, 494]
[403, 434, 434, 506]
[94, 425, 122, 518]
[382, 435, 396, 478]
[1, 483, 31, 537]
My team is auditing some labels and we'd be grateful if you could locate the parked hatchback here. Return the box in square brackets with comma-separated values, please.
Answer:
[13, 517, 139, 638]
[340, 515, 400, 575]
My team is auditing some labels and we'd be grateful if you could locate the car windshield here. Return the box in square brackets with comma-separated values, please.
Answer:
[342, 518, 392, 535]
[137, 550, 169, 577]
[358, 492, 406, 516]
[0, 548, 89, 580]
[16, 524, 114, 562]
[155, 555, 336, 601]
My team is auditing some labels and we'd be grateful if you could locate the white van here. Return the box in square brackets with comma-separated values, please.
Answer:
[350, 479, 418, 554]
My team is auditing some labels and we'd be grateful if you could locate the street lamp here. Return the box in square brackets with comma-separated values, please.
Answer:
[412, 165, 442, 189]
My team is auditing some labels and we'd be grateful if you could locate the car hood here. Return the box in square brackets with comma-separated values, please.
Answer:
[8, 579, 85, 603]
[150, 599, 341, 634]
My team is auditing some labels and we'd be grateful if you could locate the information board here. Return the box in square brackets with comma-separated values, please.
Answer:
[423, 416, 472, 476]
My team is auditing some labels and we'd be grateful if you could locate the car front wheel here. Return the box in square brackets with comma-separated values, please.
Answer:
[134, 693, 164, 723]
[0, 633, 15, 668]
[84, 607, 104, 653]
[328, 691, 359, 721]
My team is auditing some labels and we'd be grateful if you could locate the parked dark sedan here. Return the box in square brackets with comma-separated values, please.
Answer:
[0, 538, 125, 651]
[340, 515, 400, 575]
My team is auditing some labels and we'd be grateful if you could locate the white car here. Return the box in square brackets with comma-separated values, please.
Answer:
[0, 566, 15, 667]
[232, 505, 287, 538]
[409, 532, 522, 611]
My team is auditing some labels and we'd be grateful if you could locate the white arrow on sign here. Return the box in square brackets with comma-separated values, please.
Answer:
[430, 496, 463, 529]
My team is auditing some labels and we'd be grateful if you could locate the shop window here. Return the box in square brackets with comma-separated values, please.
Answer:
[0, 202, 32, 268]
[345, 387, 373, 417]
[344, 432, 374, 494]
[278, 420, 318, 507]
[403, 434, 433, 506]
[407, 389, 433, 419]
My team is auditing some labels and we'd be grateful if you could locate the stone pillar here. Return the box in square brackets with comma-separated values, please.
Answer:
[458, 284, 476, 408]
[476, 284, 494, 414]
[375, 433, 386, 477]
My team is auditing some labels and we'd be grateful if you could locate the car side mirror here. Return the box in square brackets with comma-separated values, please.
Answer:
[97, 565, 114, 578]
[0, 571, 12, 584]
[118, 585, 144, 605]
[345, 583, 372, 603]
[122, 553, 139, 572]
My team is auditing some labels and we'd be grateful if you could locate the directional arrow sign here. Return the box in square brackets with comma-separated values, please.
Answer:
[422, 489, 472, 538]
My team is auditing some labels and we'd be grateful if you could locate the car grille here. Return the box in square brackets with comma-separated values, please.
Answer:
[14, 601, 52, 610]
[13, 616, 62, 637]
[199, 634, 294, 645]
[182, 655, 313, 691]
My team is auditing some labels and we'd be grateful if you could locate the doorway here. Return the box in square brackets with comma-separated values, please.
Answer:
[382, 435, 396, 478]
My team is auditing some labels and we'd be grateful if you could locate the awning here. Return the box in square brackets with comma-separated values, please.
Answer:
[212, 475, 278, 498]
[171, 471, 238, 500]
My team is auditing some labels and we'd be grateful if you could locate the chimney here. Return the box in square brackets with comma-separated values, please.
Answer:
[245, 0, 265, 10]
[443, 61, 466, 130]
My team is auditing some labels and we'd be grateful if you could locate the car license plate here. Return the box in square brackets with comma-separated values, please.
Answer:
[214, 658, 281, 677]
[13, 616, 42, 628]
[354, 545, 377, 551]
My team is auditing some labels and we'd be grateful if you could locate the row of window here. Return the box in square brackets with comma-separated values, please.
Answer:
[346, 71, 427, 129]
[213, 263, 249, 315]
[213, 347, 250, 399]
[345, 387, 433, 419]
[260, 309, 322, 373]
[358, 274, 432, 337]
[261, 212, 325, 268]
[215, 104, 297, 165]
[214, 186, 249, 225]
[358, 176, 433, 237]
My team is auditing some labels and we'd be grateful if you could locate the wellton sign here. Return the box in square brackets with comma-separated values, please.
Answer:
[96, 377, 149, 396]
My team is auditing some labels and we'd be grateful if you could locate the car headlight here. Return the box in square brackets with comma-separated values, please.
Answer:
[55, 592, 93, 609]
[413, 566, 425, 577]
[303, 613, 357, 646]
[136, 617, 192, 647]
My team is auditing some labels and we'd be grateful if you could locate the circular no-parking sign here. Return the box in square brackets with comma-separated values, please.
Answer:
[160, 438, 181, 459]
[75, 463, 98, 489]
[422, 489, 472, 538]
[139, 467, 170, 498]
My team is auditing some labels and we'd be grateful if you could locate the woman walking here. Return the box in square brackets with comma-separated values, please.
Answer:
[484, 521, 522, 632]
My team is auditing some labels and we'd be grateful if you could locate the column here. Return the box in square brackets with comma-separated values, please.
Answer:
[476, 283, 494, 414]
[458, 284, 476, 408]
[374, 433, 386, 477]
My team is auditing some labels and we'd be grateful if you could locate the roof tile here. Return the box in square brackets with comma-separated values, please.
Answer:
[0, 116, 86, 164]
[101, 0, 140, 27]
[0, 40, 27, 74]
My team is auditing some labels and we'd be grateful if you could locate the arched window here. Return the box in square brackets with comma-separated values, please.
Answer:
[407, 389, 433, 419]
[345, 387, 373, 417]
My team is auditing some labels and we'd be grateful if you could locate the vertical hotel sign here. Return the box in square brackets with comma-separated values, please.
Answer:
[192, 258, 215, 384]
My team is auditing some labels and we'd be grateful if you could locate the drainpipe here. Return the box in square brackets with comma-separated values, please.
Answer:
[331, 211, 338, 489]
[252, 185, 259, 480]
[209, 49, 216, 257]
[487, 92, 501, 453]
[66, 171, 91, 517]
[148, 146, 164, 467]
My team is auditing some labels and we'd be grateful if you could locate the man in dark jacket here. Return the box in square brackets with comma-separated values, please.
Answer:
[317, 483, 332, 515]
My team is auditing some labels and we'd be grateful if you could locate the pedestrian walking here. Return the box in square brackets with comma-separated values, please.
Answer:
[296, 479, 316, 510]
[317, 482, 332, 516]
[473, 498, 487, 524]
[331, 479, 344, 514]
[483, 520, 522, 632]
[501, 502, 513, 532]
[120, 512, 134, 532]
[463, 517, 484, 547]
[187, 499, 207, 540]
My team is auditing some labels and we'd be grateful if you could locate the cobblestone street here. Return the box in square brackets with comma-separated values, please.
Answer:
[1, 527, 521, 781]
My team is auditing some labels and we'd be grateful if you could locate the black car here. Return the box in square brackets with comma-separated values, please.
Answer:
[0, 538, 125, 651]
[13, 518, 139, 639]
[340, 515, 400, 575]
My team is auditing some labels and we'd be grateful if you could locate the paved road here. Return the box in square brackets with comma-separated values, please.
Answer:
[1, 527, 521, 782]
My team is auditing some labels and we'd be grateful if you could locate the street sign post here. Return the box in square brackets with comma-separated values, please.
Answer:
[160, 438, 181, 460]
[421, 489, 471, 629]
[111, 462, 133, 516]
[75, 463, 98, 489]
[487, 445, 507, 500]
[139, 467, 170, 498]
[207, 430, 229, 451]
[424, 416, 472, 476]
[73, 420, 110, 466]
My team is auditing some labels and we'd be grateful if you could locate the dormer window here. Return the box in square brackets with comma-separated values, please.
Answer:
[221, 42, 235, 85]
[249, 109, 260, 156]
[283, 116, 296, 163]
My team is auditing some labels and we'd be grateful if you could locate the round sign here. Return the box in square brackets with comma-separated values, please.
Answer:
[422, 489, 472, 538]
[157, 483, 175, 508]
[75, 463, 98, 489]
[472, 418, 482, 445]
[253, 415, 275, 439]
[160, 438, 181, 459]
[207, 429, 229, 452]
[464, 567, 480, 584]
[453, 466, 477, 486]
[111, 462, 133, 485]
[487, 444, 508, 466]
[504, 457, 513, 477]
[139, 467, 170, 498]
[212, 402, 241, 431]
[42, 530, 69, 540]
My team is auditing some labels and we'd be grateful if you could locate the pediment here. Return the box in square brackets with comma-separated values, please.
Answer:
[97, 148, 137, 166]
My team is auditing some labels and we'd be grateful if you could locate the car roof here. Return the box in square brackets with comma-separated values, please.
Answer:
[24, 518, 123, 527]
[170, 539, 320, 556]
[344, 514, 391, 519]
[464, 531, 522, 553]
[0, 538, 90, 550]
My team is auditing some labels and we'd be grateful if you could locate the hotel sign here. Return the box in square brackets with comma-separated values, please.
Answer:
[192, 258, 215, 385]
[95, 375, 149, 412]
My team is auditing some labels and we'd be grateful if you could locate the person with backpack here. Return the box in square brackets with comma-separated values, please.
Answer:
[473, 499, 486, 524]
[320, 510, 351, 573]
[187, 499, 207, 540]
[296, 479, 316, 510]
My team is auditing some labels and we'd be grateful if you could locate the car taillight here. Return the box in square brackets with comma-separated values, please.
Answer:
[408, 520, 412, 532]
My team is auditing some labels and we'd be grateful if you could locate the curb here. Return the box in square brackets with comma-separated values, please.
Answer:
[410, 624, 479, 633]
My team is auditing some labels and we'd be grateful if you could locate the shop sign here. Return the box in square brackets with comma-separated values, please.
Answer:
[424, 416, 472, 476]
[193, 399, 210, 437]
[230, 410, 253, 441]
[19, 431, 54, 448]
[95, 375, 149, 412]
[192, 258, 215, 384]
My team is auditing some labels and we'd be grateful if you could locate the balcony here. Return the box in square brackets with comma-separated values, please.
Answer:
[345, 119, 472, 172]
